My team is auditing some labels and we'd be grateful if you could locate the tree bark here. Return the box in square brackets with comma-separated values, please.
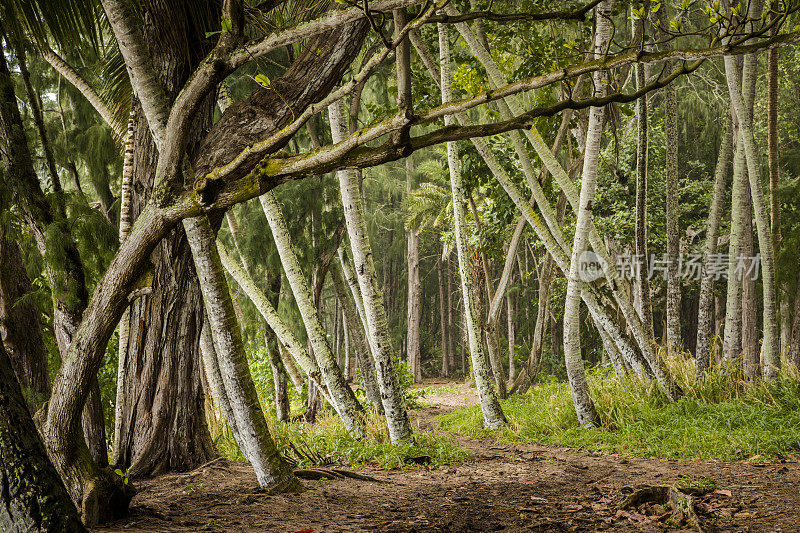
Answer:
[439, 20, 507, 429]
[0, 231, 50, 411]
[695, 117, 733, 377]
[405, 157, 422, 382]
[184, 215, 301, 491]
[330, 98, 412, 441]
[563, 0, 613, 428]
[741, 190, 760, 380]
[260, 191, 365, 436]
[437, 244, 449, 377]
[0, 340, 87, 533]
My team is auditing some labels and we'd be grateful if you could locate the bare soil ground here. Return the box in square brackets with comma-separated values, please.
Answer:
[94, 380, 800, 532]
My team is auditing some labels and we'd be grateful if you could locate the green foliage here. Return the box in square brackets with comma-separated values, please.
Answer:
[439, 361, 800, 461]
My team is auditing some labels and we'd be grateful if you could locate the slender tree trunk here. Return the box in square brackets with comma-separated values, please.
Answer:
[722, 136, 747, 366]
[330, 260, 384, 411]
[0, 340, 87, 533]
[724, 20, 780, 379]
[267, 332, 291, 423]
[438, 244, 449, 377]
[405, 157, 422, 382]
[563, 0, 613, 428]
[659, 7, 682, 355]
[696, 117, 733, 377]
[507, 290, 516, 384]
[741, 191, 760, 380]
[260, 191, 365, 436]
[330, 99, 412, 441]
[790, 268, 800, 367]
[633, 11, 655, 339]
[439, 20, 506, 429]
[113, 114, 135, 465]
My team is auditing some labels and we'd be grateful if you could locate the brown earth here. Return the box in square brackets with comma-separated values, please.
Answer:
[93, 380, 800, 532]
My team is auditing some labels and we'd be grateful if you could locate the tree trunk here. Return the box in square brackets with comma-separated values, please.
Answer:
[722, 136, 746, 366]
[405, 157, 422, 382]
[563, 0, 613, 428]
[438, 244, 449, 377]
[633, 12, 655, 339]
[439, 20, 507, 429]
[0, 340, 87, 533]
[184, 215, 301, 491]
[659, 7, 682, 355]
[0, 231, 50, 410]
[268, 333, 291, 423]
[114, 0, 218, 477]
[741, 191, 759, 380]
[724, 18, 780, 379]
[330, 99, 412, 442]
[695, 117, 733, 377]
[507, 290, 516, 384]
[329, 259, 384, 411]
[260, 191, 365, 436]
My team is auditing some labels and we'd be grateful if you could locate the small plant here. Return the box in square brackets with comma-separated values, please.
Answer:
[200, 518, 218, 530]
[113, 467, 130, 486]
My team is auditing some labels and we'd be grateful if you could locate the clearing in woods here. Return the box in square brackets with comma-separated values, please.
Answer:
[94, 380, 800, 532]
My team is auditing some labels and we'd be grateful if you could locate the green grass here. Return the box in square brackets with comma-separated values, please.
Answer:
[438, 362, 800, 461]
[212, 408, 470, 470]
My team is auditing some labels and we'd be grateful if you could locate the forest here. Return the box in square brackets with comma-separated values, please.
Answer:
[1, 0, 800, 530]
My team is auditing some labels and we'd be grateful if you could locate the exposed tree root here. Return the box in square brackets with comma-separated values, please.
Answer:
[620, 483, 707, 532]
[294, 468, 380, 482]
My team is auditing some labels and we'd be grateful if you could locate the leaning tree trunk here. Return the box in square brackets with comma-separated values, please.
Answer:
[184, 215, 302, 491]
[438, 20, 507, 429]
[405, 157, 423, 383]
[724, 21, 780, 379]
[329, 259, 385, 412]
[563, 0, 613, 428]
[260, 191, 365, 436]
[695, 117, 733, 377]
[0, 340, 87, 533]
[330, 99, 413, 442]
[113, 0, 216, 477]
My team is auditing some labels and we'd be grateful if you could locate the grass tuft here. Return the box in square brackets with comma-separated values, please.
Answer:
[439, 359, 800, 461]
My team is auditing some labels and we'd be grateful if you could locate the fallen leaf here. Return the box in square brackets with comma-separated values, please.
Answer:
[565, 504, 583, 511]
[530, 496, 548, 503]
[713, 489, 732, 497]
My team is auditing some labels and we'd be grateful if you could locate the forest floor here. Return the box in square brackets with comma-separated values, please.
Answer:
[94, 379, 800, 532]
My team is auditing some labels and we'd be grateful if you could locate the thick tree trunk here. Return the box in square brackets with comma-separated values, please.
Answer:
[439, 20, 507, 429]
[0, 341, 87, 533]
[695, 117, 733, 377]
[0, 232, 50, 410]
[184, 215, 301, 491]
[724, 18, 780, 379]
[114, 0, 218, 477]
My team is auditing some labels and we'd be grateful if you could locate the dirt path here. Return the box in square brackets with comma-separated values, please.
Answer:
[94, 381, 800, 532]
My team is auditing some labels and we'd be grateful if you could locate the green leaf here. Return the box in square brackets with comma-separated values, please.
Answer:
[114, 468, 124, 477]
[651, 2, 661, 13]
[205, 29, 221, 38]
[221, 16, 231, 33]
[254, 74, 271, 88]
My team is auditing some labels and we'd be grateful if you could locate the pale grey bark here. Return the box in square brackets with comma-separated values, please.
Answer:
[696, 117, 733, 377]
[405, 157, 422, 382]
[259, 193, 367, 434]
[722, 139, 747, 365]
[184, 215, 301, 492]
[113, 114, 135, 464]
[724, 53, 780, 379]
[438, 20, 507, 429]
[330, 99, 412, 442]
[563, 0, 613, 428]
